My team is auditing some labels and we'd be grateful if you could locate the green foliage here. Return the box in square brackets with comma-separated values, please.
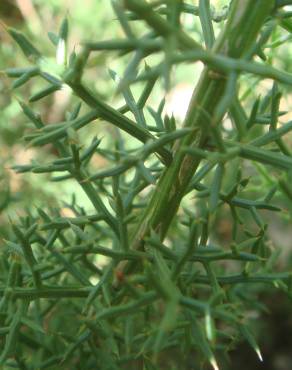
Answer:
[1, 1, 292, 369]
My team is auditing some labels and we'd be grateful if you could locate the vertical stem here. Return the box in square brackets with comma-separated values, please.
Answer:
[129, 0, 275, 250]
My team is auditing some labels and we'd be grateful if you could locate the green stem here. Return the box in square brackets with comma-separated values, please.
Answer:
[124, 0, 202, 50]
[0, 287, 90, 300]
[128, 0, 275, 249]
[64, 81, 172, 166]
[0, 270, 288, 300]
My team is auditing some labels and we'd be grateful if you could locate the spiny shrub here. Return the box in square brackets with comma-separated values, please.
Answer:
[1, 1, 292, 369]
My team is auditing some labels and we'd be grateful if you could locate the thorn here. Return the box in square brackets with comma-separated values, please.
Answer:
[211, 357, 219, 370]
[256, 348, 263, 362]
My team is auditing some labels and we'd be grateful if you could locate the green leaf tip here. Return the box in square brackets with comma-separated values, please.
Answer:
[8, 27, 41, 61]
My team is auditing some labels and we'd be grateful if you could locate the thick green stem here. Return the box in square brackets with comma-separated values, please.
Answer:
[128, 0, 275, 250]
